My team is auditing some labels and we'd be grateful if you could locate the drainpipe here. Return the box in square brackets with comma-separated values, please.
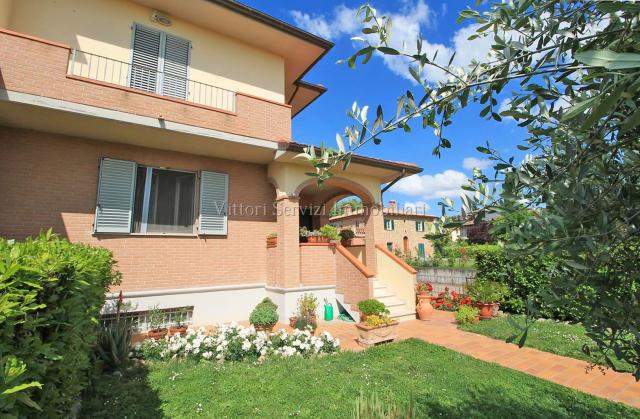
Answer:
[380, 169, 406, 200]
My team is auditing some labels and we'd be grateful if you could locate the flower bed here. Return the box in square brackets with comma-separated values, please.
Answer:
[135, 323, 340, 362]
[434, 287, 472, 311]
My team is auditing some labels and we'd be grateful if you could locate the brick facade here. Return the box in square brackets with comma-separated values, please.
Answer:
[0, 29, 291, 143]
[299, 244, 336, 286]
[0, 127, 277, 291]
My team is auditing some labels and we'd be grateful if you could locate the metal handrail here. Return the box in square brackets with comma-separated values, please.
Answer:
[67, 48, 236, 113]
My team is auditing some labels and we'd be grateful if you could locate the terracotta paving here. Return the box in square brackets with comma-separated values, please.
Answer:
[311, 311, 640, 409]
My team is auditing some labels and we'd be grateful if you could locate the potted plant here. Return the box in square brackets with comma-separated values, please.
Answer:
[415, 282, 434, 321]
[299, 226, 310, 243]
[491, 283, 508, 317]
[339, 228, 356, 246]
[266, 232, 277, 248]
[293, 315, 318, 334]
[307, 230, 324, 243]
[249, 299, 279, 332]
[357, 298, 388, 323]
[168, 307, 189, 336]
[355, 300, 398, 348]
[455, 305, 480, 325]
[146, 305, 167, 339]
[289, 293, 318, 326]
[319, 224, 340, 243]
[467, 281, 502, 320]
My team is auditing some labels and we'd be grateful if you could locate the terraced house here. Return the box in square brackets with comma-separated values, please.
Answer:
[0, 0, 424, 325]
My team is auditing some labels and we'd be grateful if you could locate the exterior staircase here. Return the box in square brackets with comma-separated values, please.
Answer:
[372, 279, 415, 322]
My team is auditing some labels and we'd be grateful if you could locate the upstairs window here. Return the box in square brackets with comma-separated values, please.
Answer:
[130, 24, 190, 100]
[384, 218, 394, 231]
[416, 220, 425, 232]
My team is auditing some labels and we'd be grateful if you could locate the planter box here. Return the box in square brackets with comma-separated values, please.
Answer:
[356, 321, 399, 348]
[266, 237, 277, 248]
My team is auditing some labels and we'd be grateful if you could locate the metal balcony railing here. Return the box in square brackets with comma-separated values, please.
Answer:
[67, 49, 236, 113]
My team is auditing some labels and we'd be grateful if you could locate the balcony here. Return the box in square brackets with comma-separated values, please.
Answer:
[68, 49, 237, 113]
[0, 29, 291, 143]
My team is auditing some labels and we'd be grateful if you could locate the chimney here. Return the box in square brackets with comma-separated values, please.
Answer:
[388, 200, 397, 212]
[344, 205, 352, 216]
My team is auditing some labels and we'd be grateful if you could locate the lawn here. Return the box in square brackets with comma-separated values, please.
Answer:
[459, 315, 634, 372]
[80, 339, 638, 418]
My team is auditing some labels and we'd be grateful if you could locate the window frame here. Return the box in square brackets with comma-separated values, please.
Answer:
[416, 220, 425, 232]
[384, 218, 394, 231]
[134, 165, 198, 235]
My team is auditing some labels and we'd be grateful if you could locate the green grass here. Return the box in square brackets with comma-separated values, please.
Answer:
[80, 339, 638, 418]
[460, 315, 633, 372]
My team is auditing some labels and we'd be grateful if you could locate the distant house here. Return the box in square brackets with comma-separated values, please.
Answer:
[455, 213, 499, 243]
[331, 200, 436, 259]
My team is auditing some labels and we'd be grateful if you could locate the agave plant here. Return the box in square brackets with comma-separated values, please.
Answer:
[96, 321, 133, 372]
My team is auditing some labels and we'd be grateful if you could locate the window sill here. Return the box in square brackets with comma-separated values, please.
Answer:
[93, 232, 198, 238]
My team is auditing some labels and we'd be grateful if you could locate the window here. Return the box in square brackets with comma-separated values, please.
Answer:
[386, 242, 393, 251]
[130, 24, 190, 100]
[133, 167, 196, 234]
[355, 221, 361, 228]
[416, 220, 425, 232]
[418, 243, 426, 259]
[94, 158, 228, 235]
[384, 218, 394, 231]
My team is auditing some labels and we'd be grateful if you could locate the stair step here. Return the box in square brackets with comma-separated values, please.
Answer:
[377, 296, 405, 308]
[388, 305, 415, 320]
[373, 288, 394, 298]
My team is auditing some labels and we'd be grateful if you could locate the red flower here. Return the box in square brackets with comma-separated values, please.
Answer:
[447, 303, 452, 308]
[445, 287, 449, 291]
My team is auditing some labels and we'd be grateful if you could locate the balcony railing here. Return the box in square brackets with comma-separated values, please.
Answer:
[67, 49, 236, 113]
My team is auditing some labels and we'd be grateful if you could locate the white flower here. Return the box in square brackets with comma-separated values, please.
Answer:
[242, 340, 252, 351]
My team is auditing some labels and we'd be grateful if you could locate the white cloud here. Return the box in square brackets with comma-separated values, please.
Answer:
[403, 201, 431, 214]
[290, 5, 361, 40]
[389, 169, 468, 200]
[462, 157, 491, 170]
[291, 2, 495, 84]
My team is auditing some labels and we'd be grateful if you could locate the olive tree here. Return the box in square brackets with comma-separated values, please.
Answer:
[299, 0, 640, 378]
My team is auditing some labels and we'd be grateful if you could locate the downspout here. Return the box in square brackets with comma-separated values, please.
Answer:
[380, 169, 406, 200]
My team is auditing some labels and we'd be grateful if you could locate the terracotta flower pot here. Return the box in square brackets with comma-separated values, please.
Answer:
[476, 302, 494, 320]
[307, 236, 319, 243]
[168, 325, 187, 336]
[147, 328, 168, 340]
[254, 323, 276, 332]
[341, 239, 353, 246]
[416, 295, 434, 321]
[266, 237, 277, 248]
[289, 316, 297, 328]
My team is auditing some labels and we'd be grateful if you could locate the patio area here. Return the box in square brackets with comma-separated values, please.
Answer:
[299, 311, 639, 409]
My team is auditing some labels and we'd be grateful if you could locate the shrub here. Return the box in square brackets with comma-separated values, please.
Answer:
[474, 247, 581, 320]
[466, 281, 507, 304]
[455, 305, 480, 325]
[249, 305, 278, 328]
[297, 293, 318, 316]
[357, 299, 388, 316]
[293, 315, 317, 332]
[339, 229, 355, 240]
[319, 224, 340, 240]
[257, 297, 278, 311]
[0, 232, 120, 416]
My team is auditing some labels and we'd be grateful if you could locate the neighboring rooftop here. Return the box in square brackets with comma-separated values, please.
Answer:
[330, 200, 436, 221]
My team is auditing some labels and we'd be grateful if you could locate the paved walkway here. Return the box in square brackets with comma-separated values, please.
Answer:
[311, 311, 639, 409]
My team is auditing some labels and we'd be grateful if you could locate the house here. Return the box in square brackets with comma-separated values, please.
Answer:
[0, 0, 423, 326]
[331, 200, 436, 259]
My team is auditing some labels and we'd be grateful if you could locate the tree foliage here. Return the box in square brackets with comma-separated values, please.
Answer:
[300, 1, 640, 378]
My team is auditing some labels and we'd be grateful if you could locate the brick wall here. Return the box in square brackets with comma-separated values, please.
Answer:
[0, 127, 278, 292]
[335, 246, 372, 310]
[0, 30, 291, 142]
[299, 244, 336, 286]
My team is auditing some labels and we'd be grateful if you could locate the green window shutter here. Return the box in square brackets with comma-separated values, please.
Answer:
[418, 243, 425, 258]
[130, 24, 161, 93]
[162, 34, 190, 100]
[199, 171, 228, 235]
[95, 158, 137, 233]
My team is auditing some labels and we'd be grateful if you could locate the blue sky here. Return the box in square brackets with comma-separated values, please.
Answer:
[243, 0, 528, 214]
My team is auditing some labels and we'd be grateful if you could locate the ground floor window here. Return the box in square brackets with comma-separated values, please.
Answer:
[386, 242, 393, 251]
[133, 167, 196, 234]
[418, 243, 426, 259]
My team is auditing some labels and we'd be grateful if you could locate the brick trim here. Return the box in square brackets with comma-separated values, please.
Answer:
[375, 243, 418, 274]
[0, 28, 70, 49]
[299, 242, 334, 247]
[237, 91, 292, 109]
[335, 243, 374, 278]
[66, 75, 238, 116]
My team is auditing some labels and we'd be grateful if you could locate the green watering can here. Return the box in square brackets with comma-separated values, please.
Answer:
[324, 302, 334, 321]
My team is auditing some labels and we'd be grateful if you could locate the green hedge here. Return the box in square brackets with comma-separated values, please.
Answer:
[474, 246, 581, 320]
[0, 232, 121, 416]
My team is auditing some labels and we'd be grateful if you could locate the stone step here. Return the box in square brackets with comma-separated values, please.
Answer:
[377, 295, 405, 308]
[373, 287, 394, 298]
[388, 305, 416, 322]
